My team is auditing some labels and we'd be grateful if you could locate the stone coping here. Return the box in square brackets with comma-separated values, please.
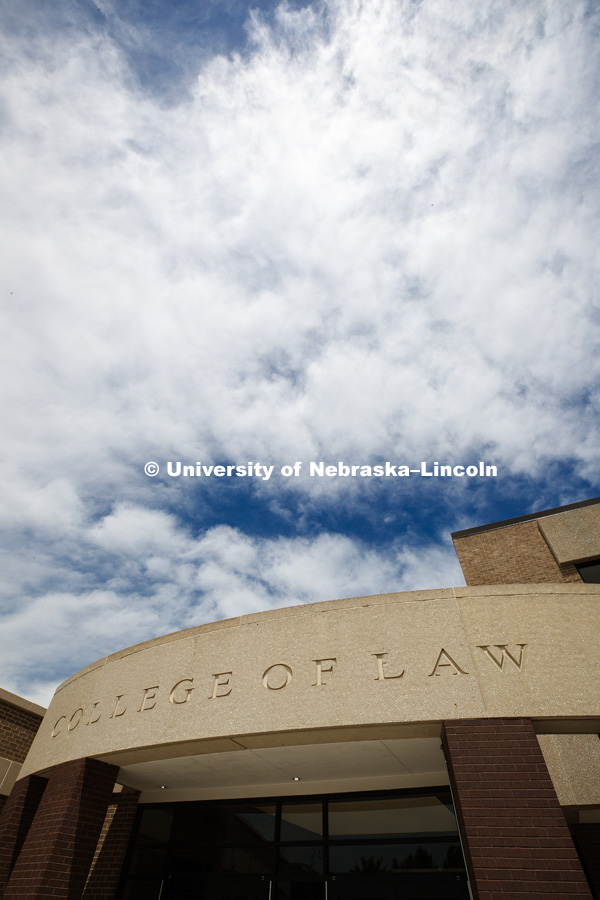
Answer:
[54, 583, 600, 692]
[0, 686, 46, 717]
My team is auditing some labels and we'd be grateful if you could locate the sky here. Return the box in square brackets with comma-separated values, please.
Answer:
[0, 0, 599, 706]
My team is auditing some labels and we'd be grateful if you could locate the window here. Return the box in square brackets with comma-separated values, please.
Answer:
[118, 789, 469, 900]
[576, 560, 600, 583]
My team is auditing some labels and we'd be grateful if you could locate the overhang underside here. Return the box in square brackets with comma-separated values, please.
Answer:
[112, 734, 448, 803]
[87, 719, 600, 812]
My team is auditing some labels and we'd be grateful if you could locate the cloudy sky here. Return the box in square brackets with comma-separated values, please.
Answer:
[1, 0, 599, 705]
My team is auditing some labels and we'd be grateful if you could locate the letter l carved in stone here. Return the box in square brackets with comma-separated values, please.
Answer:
[373, 652, 404, 680]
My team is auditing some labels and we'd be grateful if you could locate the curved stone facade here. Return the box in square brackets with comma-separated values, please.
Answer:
[21, 582, 600, 781]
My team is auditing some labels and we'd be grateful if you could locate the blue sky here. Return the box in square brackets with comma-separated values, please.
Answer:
[1, 0, 599, 704]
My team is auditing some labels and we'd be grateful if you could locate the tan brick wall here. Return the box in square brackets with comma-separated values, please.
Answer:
[453, 520, 582, 586]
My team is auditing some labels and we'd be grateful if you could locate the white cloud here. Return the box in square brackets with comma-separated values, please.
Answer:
[0, 0, 598, 700]
[0, 504, 464, 704]
[1, 0, 598, 476]
[88, 503, 186, 554]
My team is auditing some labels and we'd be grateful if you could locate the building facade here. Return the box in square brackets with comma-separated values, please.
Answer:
[1, 497, 599, 899]
[0, 687, 45, 819]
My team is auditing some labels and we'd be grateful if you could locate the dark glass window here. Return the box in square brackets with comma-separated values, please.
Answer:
[576, 560, 600, 583]
[172, 802, 276, 847]
[137, 808, 174, 844]
[328, 795, 458, 839]
[277, 845, 324, 878]
[280, 803, 323, 841]
[168, 843, 274, 876]
[118, 789, 468, 900]
[125, 807, 174, 880]
[277, 883, 322, 900]
[329, 841, 464, 873]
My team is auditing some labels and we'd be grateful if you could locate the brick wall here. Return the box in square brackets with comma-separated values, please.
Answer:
[443, 717, 593, 899]
[0, 774, 47, 895]
[3, 757, 118, 900]
[0, 700, 43, 765]
[453, 520, 582, 586]
[83, 786, 140, 900]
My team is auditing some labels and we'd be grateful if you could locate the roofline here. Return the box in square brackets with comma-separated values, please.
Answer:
[451, 495, 600, 540]
[0, 685, 46, 717]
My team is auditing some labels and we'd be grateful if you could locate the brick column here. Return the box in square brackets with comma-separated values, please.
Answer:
[4, 757, 118, 900]
[442, 718, 593, 900]
[0, 775, 47, 896]
[83, 786, 140, 900]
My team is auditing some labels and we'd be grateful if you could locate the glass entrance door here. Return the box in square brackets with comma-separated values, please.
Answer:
[119, 790, 470, 900]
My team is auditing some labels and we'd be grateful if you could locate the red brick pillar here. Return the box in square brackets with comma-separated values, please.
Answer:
[82, 786, 140, 899]
[442, 718, 593, 900]
[4, 757, 118, 900]
[0, 775, 47, 896]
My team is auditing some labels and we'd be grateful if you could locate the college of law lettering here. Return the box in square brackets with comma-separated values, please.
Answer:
[476, 643, 526, 671]
[50, 642, 527, 738]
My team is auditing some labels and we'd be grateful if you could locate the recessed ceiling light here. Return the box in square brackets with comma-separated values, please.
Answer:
[292, 776, 301, 782]
[160, 785, 168, 789]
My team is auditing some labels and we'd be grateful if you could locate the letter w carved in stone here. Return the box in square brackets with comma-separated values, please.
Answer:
[477, 643, 527, 672]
